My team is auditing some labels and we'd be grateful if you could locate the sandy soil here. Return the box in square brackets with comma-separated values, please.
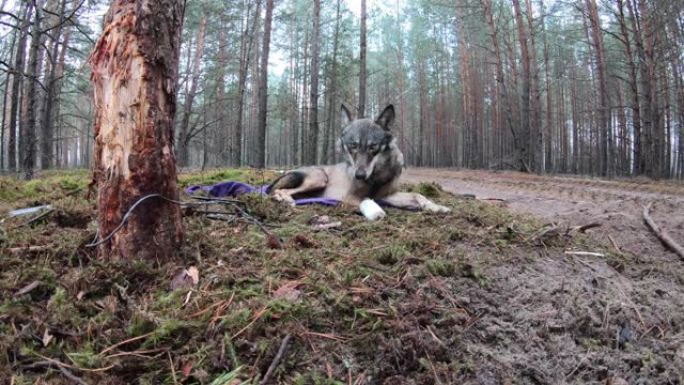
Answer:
[400, 168, 684, 384]
[404, 168, 684, 265]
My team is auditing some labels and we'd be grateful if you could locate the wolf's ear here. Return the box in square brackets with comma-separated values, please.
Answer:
[375, 105, 395, 131]
[340, 104, 352, 127]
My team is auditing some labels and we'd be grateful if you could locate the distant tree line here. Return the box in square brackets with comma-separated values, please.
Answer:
[0, 0, 682, 179]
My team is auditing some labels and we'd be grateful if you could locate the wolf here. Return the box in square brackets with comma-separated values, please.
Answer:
[267, 104, 451, 213]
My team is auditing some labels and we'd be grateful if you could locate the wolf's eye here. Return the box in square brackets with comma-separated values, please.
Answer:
[369, 144, 379, 152]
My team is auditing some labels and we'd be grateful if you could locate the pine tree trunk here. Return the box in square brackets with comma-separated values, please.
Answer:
[616, 0, 641, 175]
[358, 0, 367, 117]
[89, 0, 184, 260]
[322, 0, 341, 164]
[22, 0, 45, 180]
[1, 24, 18, 170]
[40, 0, 67, 170]
[9, 2, 32, 172]
[53, 27, 70, 169]
[585, 0, 611, 176]
[178, 13, 207, 167]
[307, 0, 320, 165]
[255, 0, 274, 168]
[512, 0, 531, 172]
[524, 0, 542, 172]
[233, 0, 261, 167]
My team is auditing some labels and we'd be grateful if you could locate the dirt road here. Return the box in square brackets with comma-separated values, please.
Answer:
[400, 168, 684, 383]
[404, 168, 684, 264]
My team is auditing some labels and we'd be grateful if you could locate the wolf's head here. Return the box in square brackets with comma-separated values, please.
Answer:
[338, 104, 396, 181]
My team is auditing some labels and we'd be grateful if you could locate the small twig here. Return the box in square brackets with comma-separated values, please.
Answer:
[570, 222, 602, 234]
[232, 306, 269, 339]
[7, 245, 51, 254]
[643, 203, 684, 260]
[168, 352, 178, 385]
[301, 331, 348, 342]
[607, 234, 622, 253]
[58, 365, 90, 385]
[32, 353, 114, 372]
[104, 348, 167, 359]
[99, 331, 155, 355]
[259, 334, 292, 385]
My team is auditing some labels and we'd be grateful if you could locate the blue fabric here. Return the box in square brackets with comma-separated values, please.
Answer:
[184, 180, 411, 209]
[184, 181, 341, 206]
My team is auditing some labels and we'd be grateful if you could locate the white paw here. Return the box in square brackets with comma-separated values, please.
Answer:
[272, 190, 296, 207]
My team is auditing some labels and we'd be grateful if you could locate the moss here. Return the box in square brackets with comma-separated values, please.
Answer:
[0, 168, 625, 384]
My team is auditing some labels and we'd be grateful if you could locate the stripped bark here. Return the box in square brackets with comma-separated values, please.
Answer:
[89, 0, 185, 260]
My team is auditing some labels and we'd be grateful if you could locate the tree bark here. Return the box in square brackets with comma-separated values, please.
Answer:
[306, 0, 320, 165]
[233, 0, 261, 167]
[255, 0, 274, 168]
[322, 0, 341, 164]
[616, 0, 641, 175]
[178, 13, 207, 167]
[585, 0, 611, 176]
[358, 0, 367, 117]
[40, 0, 67, 170]
[9, 2, 32, 172]
[512, 0, 532, 172]
[1, 20, 18, 170]
[524, 0, 542, 172]
[89, 0, 184, 260]
[22, 0, 44, 180]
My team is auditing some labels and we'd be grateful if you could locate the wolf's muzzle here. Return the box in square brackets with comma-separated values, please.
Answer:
[354, 168, 367, 180]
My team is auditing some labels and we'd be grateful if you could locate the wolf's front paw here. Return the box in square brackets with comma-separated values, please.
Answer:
[272, 190, 296, 207]
[426, 203, 451, 213]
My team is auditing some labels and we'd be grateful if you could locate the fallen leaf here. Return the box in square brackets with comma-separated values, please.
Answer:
[266, 233, 283, 249]
[42, 328, 53, 347]
[170, 268, 199, 291]
[273, 280, 303, 302]
[308, 215, 342, 230]
[187, 266, 199, 286]
[314, 221, 342, 230]
[308, 215, 332, 225]
[181, 361, 193, 377]
[293, 234, 317, 248]
[76, 291, 86, 301]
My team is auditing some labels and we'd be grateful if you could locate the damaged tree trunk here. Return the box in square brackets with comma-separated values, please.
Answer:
[90, 0, 184, 260]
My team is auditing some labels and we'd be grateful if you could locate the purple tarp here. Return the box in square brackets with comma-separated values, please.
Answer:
[184, 181, 341, 206]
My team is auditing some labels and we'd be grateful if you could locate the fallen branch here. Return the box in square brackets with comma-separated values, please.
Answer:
[569, 222, 602, 234]
[259, 334, 292, 385]
[643, 203, 684, 260]
[58, 365, 90, 385]
[7, 245, 51, 254]
[99, 331, 155, 355]
[607, 234, 622, 254]
[564, 251, 605, 258]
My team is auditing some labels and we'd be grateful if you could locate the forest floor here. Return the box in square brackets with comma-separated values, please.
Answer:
[1, 168, 683, 385]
